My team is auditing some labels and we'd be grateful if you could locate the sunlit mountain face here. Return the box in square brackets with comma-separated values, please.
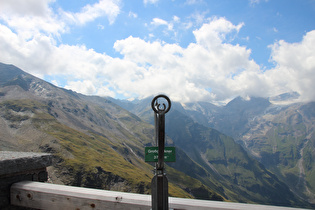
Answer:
[1, 63, 314, 208]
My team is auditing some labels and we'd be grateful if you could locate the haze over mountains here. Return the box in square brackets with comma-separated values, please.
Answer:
[181, 96, 315, 204]
[0, 62, 314, 208]
[112, 93, 315, 206]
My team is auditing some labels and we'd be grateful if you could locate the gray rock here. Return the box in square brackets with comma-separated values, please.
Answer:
[0, 151, 52, 176]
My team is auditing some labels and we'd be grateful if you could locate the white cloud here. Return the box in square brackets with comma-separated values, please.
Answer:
[51, 80, 59, 86]
[249, 0, 268, 6]
[128, 11, 138, 18]
[0, 24, 57, 75]
[0, 0, 121, 42]
[64, 80, 97, 95]
[0, 0, 65, 39]
[97, 24, 105, 30]
[0, 0, 53, 17]
[267, 30, 315, 102]
[189, 11, 209, 27]
[1, 1, 315, 104]
[151, 18, 168, 26]
[61, 0, 121, 25]
[112, 17, 257, 102]
[173, 16, 180, 22]
[144, 0, 159, 5]
[149, 16, 182, 38]
[108, 20, 315, 103]
[193, 17, 244, 48]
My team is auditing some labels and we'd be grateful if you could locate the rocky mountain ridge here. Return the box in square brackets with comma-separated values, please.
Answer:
[169, 96, 315, 204]
[0, 62, 312, 208]
[0, 63, 213, 199]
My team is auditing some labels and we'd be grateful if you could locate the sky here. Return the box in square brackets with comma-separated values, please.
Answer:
[0, 0, 315, 104]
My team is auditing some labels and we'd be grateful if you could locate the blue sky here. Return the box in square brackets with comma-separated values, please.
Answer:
[1, 0, 315, 104]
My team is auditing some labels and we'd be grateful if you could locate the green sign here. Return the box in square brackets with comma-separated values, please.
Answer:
[145, 147, 176, 162]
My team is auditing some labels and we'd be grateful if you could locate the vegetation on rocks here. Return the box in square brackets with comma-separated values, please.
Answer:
[1, 63, 314, 208]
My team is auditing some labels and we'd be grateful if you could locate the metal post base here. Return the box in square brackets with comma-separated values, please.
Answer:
[151, 173, 169, 210]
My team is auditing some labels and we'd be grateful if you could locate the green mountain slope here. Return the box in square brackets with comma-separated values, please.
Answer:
[111, 98, 309, 207]
[166, 110, 305, 206]
[181, 96, 315, 205]
[1, 62, 311, 207]
[0, 63, 222, 200]
[239, 102, 315, 204]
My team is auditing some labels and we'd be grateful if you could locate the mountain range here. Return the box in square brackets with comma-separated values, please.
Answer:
[0, 62, 314, 208]
[181, 96, 315, 204]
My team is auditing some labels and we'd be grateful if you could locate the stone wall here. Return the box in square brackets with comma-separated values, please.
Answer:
[0, 151, 52, 209]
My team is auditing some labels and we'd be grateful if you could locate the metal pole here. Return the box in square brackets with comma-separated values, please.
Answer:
[157, 113, 165, 170]
[151, 95, 171, 210]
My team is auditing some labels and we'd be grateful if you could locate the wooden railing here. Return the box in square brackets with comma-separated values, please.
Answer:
[11, 181, 307, 210]
[0, 151, 309, 210]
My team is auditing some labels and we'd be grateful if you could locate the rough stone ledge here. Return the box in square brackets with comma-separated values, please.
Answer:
[0, 151, 52, 176]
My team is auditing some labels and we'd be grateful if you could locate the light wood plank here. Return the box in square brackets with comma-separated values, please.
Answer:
[11, 181, 308, 210]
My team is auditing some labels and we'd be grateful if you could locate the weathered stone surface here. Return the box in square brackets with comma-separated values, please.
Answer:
[0, 151, 52, 209]
[0, 151, 52, 176]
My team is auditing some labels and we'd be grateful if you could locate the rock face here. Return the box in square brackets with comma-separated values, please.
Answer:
[0, 151, 52, 209]
[0, 62, 312, 208]
[111, 99, 311, 207]
[0, 63, 222, 201]
[0, 151, 52, 175]
[172, 97, 315, 204]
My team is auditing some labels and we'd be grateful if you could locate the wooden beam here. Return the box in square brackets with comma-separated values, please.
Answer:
[11, 181, 307, 210]
[11, 181, 150, 210]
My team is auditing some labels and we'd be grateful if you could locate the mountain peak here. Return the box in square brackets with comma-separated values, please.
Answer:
[225, 96, 271, 111]
[0, 63, 27, 85]
[269, 92, 300, 104]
